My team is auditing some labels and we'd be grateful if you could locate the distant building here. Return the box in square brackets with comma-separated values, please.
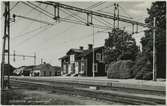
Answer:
[13, 65, 35, 76]
[53, 66, 61, 76]
[13, 66, 24, 75]
[59, 44, 106, 77]
[13, 63, 61, 77]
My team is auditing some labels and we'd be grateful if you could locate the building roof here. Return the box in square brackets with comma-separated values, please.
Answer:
[59, 55, 69, 60]
[35, 63, 52, 69]
[60, 46, 104, 59]
[78, 46, 104, 57]
[59, 48, 84, 60]
[66, 48, 84, 55]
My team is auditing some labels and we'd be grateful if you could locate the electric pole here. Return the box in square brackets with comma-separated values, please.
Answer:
[92, 25, 95, 78]
[13, 50, 16, 62]
[153, 17, 157, 81]
[34, 52, 36, 66]
[1, 2, 10, 89]
[117, 3, 119, 28]
[113, 3, 116, 29]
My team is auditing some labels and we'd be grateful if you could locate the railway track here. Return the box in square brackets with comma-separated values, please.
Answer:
[10, 79, 165, 105]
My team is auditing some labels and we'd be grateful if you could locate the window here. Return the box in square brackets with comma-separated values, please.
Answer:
[70, 55, 75, 63]
[55, 72, 57, 76]
[49, 72, 52, 76]
[44, 71, 46, 76]
[63, 64, 66, 73]
[96, 53, 101, 61]
[81, 63, 84, 72]
[101, 55, 104, 62]
[94, 63, 98, 73]
[101, 49, 104, 62]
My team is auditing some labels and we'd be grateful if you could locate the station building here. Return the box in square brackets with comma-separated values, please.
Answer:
[59, 44, 106, 76]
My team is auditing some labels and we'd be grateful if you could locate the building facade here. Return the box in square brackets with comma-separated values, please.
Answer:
[32, 63, 61, 76]
[60, 44, 106, 76]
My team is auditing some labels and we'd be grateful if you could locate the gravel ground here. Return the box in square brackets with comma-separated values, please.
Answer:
[2, 88, 118, 105]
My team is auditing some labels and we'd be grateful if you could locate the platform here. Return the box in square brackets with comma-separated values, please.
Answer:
[10, 76, 166, 92]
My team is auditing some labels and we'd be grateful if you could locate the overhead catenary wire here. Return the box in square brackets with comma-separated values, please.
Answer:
[11, 24, 49, 39]
[59, 2, 106, 26]
[21, 2, 53, 19]
[22, 1, 106, 26]
[119, 4, 133, 19]
[14, 25, 52, 47]
[98, 10, 131, 19]
[13, 1, 107, 47]
[11, 3, 48, 40]
[87, 1, 105, 10]
[36, 3, 109, 51]
[12, 1, 147, 50]
[14, 2, 106, 44]
[98, 17, 113, 26]
[97, 3, 114, 11]
[10, 2, 19, 12]
[93, 16, 112, 28]
[60, 8, 86, 24]
[37, 2, 108, 50]
[60, 1, 105, 21]
[12, 0, 146, 45]
[59, 17, 112, 30]
[27, 1, 54, 16]
[14, 14, 54, 25]
[15, 3, 44, 33]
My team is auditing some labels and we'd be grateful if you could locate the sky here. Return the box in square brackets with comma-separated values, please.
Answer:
[0, 0, 152, 68]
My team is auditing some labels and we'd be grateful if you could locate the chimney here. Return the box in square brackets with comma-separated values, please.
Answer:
[80, 46, 83, 50]
[88, 44, 93, 50]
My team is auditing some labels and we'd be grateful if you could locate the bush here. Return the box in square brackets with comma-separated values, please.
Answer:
[107, 60, 134, 79]
[143, 72, 153, 80]
[134, 59, 153, 80]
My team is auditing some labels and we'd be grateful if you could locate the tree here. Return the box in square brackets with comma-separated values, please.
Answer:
[141, 1, 166, 78]
[104, 28, 139, 64]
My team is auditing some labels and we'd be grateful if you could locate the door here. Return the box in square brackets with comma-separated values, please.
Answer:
[75, 62, 79, 74]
